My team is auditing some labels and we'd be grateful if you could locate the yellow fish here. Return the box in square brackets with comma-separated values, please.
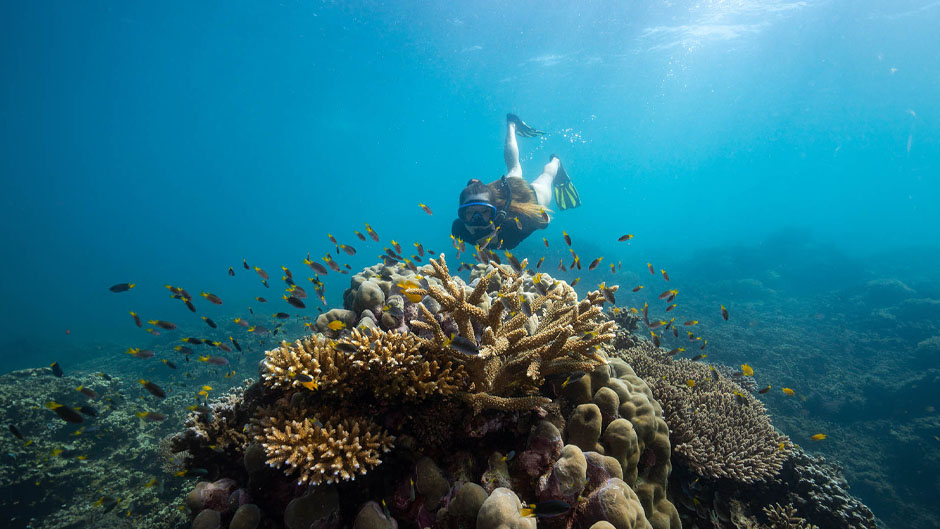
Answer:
[810, 433, 827, 441]
[327, 320, 346, 331]
[782, 387, 795, 396]
[741, 364, 754, 377]
[686, 379, 695, 388]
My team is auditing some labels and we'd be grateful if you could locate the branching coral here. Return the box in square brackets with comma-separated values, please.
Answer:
[763, 503, 819, 529]
[251, 405, 395, 485]
[619, 342, 791, 483]
[261, 328, 467, 401]
[407, 254, 615, 413]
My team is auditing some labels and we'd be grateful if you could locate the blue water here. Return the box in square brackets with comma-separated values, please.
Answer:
[1, 1, 939, 526]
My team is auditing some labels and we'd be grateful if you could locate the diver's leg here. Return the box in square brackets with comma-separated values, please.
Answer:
[530, 156, 560, 207]
[504, 119, 523, 178]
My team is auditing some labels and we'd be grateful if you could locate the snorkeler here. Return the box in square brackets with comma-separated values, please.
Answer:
[452, 114, 581, 250]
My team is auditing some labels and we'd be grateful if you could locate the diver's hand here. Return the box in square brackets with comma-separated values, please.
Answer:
[507, 113, 545, 138]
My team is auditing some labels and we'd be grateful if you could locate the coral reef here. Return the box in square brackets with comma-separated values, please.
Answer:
[618, 342, 791, 484]
[164, 256, 880, 529]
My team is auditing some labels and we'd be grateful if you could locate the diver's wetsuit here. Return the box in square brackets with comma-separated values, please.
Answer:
[451, 217, 534, 251]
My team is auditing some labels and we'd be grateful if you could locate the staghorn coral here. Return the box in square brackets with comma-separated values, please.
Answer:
[407, 254, 615, 413]
[251, 405, 394, 485]
[619, 341, 791, 484]
[261, 327, 467, 401]
[763, 503, 819, 529]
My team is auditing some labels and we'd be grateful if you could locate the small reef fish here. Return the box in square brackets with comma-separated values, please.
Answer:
[758, 385, 771, 394]
[570, 277, 580, 287]
[9, 424, 24, 440]
[50, 361, 64, 377]
[242, 258, 249, 269]
[182, 337, 203, 344]
[126, 348, 155, 359]
[76, 386, 98, 399]
[588, 257, 603, 271]
[810, 434, 827, 441]
[248, 325, 269, 334]
[446, 334, 479, 356]
[691, 354, 707, 362]
[229, 336, 242, 351]
[658, 289, 676, 300]
[782, 388, 796, 396]
[665, 304, 677, 312]
[130, 311, 142, 328]
[536, 256, 545, 269]
[721, 305, 729, 321]
[293, 373, 318, 391]
[365, 222, 380, 242]
[304, 255, 329, 275]
[618, 234, 634, 242]
[709, 366, 720, 381]
[198, 355, 229, 366]
[686, 380, 696, 388]
[95, 496, 121, 513]
[254, 266, 269, 280]
[109, 283, 135, 293]
[46, 402, 84, 423]
[354, 230, 367, 241]
[228, 266, 235, 276]
[162, 359, 178, 369]
[340, 244, 356, 255]
[136, 411, 166, 422]
[741, 364, 754, 377]
[521, 500, 571, 518]
[647, 262, 655, 275]
[666, 347, 685, 356]
[326, 320, 346, 331]
[200, 292, 222, 305]
[184, 299, 196, 312]
[255, 297, 267, 303]
[414, 242, 425, 256]
[632, 285, 643, 293]
[274, 312, 290, 319]
[148, 320, 177, 330]
[543, 237, 549, 248]
[234, 318, 250, 328]
[684, 320, 698, 326]
[201, 316, 217, 328]
[78, 405, 97, 417]
[563, 231, 572, 246]
[419, 203, 433, 215]
[661, 269, 670, 281]
[284, 295, 306, 309]
[513, 217, 523, 230]
[139, 380, 166, 398]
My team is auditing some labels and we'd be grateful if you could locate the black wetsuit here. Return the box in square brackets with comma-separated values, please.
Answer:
[451, 217, 534, 251]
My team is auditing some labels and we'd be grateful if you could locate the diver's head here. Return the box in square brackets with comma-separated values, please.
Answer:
[458, 179, 497, 228]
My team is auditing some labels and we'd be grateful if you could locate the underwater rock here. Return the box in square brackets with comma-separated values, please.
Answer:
[284, 485, 340, 529]
[315, 309, 357, 333]
[593, 386, 621, 428]
[187, 478, 237, 513]
[416, 457, 450, 510]
[537, 444, 587, 504]
[579, 478, 652, 529]
[354, 500, 398, 529]
[230, 503, 262, 529]
[518, 420, 563, 480]
[568, 403, 603, 453]
[191, 509, 222, 529]
[476, 487, 536, 529]
[354, 280, 386, 313]
[603, 419, 640, 486]
[243, 443, 267, 474]
[444, 482, 488, 522]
